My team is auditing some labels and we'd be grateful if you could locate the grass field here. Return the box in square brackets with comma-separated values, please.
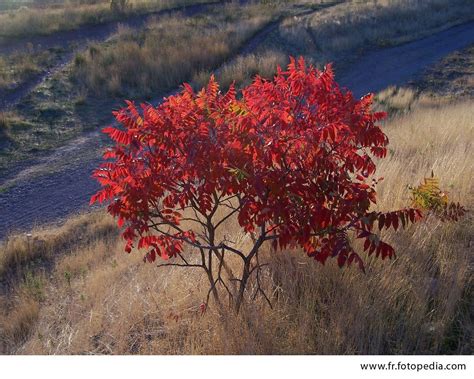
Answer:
[0, 1, 311, 170]
[0, 96, 472, 354]
[2, 0, 472, 170]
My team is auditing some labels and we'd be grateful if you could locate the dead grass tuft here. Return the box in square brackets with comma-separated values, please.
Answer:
[194, 50, 288, 90]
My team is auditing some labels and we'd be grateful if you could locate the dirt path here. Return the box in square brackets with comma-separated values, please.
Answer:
[338, 22, 474, 97]
[0, 0, 279, 112]
[1, 20, 473, 239]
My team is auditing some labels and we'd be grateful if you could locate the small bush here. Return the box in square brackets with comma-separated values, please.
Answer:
[92, 58, 424, 312]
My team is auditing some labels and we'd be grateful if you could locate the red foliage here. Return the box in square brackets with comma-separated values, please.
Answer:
[91, 57, 421, 273]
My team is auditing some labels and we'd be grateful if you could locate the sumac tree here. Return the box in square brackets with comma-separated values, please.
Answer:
[91, 57, 423, 312]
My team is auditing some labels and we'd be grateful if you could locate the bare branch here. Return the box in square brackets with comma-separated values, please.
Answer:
[251, 253, 273, 309]
[220, 243, 246, 260]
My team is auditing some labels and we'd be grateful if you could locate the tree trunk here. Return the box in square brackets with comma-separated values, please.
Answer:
[235, 260, 251, 313]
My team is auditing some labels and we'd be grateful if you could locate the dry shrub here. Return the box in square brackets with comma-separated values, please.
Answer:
[0, 53, 39, 90]
[194, 50, 288, 90]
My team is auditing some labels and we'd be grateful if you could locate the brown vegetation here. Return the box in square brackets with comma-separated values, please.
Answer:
[193, 0, 474, 94]
[194, 49, 288, 90]
[71, 3, 282, 97]
[414, 45, 474, 98]
[1, 0, 472, 356]
[0, 48, 61, 90]
[188, 0, 474, 92]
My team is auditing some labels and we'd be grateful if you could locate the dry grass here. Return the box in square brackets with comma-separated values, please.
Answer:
[0, 296, 40, 350]
[0, 97, 472, 354]
[0, 48, 59, 90]
[0, 111, 11, 131]
[0, 211, 118, 353]
[0, 0, 214, 38]
[72, 3, 279, 97]
[376, 100, 473, 208]
[0, 211, 117, 278]
[373, 86, 457, 116]
[0, 110, 24, 141]
[193, 49, 288, 90]
[414, 45, 474, 99]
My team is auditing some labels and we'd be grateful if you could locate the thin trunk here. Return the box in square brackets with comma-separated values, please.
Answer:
[235, 226, 266, 313]
[235, 260, 251, 313]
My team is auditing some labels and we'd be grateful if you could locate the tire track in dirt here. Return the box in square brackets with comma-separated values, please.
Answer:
[1, 17, 473, 239]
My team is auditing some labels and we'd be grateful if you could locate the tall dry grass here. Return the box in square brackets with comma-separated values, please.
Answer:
[0, 49, 58, 90]
[0, 97, 472, 354]
[0, 211, 118, 353]
[72, 3, 279, 97]
[193, 49, 288, 90]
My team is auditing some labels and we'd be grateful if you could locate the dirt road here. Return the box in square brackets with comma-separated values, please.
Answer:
[1, 21, 473, 239]
[339, 22, 474, 97]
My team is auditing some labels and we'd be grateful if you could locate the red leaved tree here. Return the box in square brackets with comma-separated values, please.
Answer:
[91, 57, 422, 312]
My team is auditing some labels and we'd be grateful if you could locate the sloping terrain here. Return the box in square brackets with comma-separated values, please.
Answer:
[0, 0, 223, 111]
[0, 0, 473, 356]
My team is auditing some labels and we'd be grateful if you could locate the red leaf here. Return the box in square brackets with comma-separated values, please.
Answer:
[378, 214, 385, 230]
